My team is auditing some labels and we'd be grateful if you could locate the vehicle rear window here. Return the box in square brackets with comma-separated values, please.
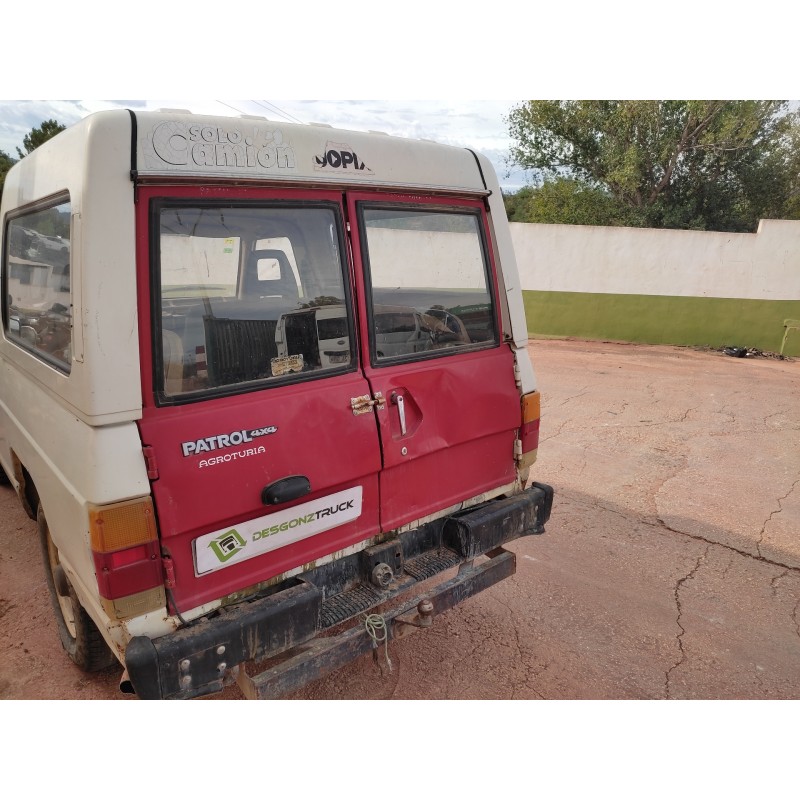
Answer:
[359, 206, 497, 364]
[155, 202, 354, 401]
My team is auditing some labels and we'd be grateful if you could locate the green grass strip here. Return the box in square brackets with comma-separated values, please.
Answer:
[522, 290, 800, 356]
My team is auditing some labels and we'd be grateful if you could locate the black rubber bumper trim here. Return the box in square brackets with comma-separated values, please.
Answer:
[237, 547, 517, 699]
[444, 481, 553, 559]
[126, 579, 321, 700]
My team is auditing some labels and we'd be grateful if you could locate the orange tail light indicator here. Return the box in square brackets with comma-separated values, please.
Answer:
[89, 497, 165, 620]
[518, 390, 541, 470]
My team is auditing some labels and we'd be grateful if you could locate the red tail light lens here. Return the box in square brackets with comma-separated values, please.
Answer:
[89, 497, 165, 619]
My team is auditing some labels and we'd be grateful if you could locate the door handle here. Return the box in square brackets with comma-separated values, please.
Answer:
[391, 392, 407, 436]
[261, 475, 311, 505]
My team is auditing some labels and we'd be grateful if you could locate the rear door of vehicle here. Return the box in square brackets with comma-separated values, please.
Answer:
[136, 187, 382, 611]
[347, 193, 521, 532]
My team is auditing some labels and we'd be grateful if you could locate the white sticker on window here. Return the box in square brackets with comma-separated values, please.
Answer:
[271, 354, 304, 375]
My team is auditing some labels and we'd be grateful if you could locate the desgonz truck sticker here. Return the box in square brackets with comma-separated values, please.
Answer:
[193, 486, 363, 575]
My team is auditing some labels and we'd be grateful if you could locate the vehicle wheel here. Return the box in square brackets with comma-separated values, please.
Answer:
[37, 505, 116, 672]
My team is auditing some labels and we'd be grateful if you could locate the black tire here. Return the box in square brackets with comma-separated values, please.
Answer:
[0, 466, 9, 485]
[37, 505, 116, 672]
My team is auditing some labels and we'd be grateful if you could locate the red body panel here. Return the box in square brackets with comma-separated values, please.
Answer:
[366, 346, 519, 530]
[347, 192, 521, 531]
[135, 187, 382, 610]
[137, 372, 382, 609]
[135, 186, 521, 612]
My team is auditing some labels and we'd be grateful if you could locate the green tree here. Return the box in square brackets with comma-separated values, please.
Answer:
[504, 178, 627, 226]
[503, 186, 543, 222]
[0, 149, 15, 195]
[506, 100, 800, 232]
[1, 118, 67, 199]
[16, 118, 66, 158]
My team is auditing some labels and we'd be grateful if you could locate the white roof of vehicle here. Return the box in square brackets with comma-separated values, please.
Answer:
[133, 109, 491, 192]
[2, 109, 497, 217]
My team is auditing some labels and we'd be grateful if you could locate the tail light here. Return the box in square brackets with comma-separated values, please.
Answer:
[89, 497, 165, 620]
[517, 390, 541, 470]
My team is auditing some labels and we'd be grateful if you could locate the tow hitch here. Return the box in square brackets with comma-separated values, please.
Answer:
[127, 482, 553, 699]
[235, 547, 516, 699]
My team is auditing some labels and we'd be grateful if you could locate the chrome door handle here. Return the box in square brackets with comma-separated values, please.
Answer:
[392, 392, 407, 436]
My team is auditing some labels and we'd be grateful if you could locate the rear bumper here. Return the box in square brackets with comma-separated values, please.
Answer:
[125, 482, 553, 699]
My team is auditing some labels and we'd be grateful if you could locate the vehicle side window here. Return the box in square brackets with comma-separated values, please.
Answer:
[3, 199, 72, 373]
[359, 206, 497, 364]
[156, 203, 354, 401]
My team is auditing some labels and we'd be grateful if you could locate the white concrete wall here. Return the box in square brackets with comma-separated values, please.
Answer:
[510, 219, 800, 301]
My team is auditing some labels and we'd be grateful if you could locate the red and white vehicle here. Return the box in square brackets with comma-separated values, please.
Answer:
[0, 109, 552, 699]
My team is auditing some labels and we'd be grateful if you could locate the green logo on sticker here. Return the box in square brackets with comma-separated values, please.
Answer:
[209, 529, 246, 563]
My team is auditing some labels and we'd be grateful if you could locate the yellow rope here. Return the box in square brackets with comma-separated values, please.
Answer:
[363, 613, 392, 673]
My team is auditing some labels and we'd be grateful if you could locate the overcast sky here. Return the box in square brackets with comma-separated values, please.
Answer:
[1, 2, 794, 196]
[0, 99, 537, 191]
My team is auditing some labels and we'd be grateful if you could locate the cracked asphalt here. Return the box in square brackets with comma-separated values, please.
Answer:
[1, 339, 798, 700]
